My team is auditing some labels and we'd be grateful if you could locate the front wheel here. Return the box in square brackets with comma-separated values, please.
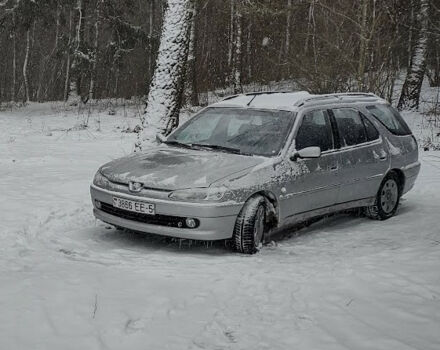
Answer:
[232, 196, 266, 254]
[365, 172, 401, 220]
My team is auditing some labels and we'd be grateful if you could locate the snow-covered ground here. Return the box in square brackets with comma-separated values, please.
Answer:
[1, 101, 439, 350]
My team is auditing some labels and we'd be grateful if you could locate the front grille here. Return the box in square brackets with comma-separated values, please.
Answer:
[99, 202, 199, 229]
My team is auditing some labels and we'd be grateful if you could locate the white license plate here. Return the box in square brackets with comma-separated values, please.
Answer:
[112, 197, 155, 215]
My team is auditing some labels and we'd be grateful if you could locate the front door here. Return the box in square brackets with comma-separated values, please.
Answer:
[280, 109, 341, 221]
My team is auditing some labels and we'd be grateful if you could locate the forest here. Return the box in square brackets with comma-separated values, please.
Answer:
[0, 0, 439, 111]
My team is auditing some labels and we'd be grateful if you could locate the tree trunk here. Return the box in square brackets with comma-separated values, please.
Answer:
[89, 0, 102, 100]
[232, 4, 242, 94]
[358, 0, 368, 91]
[284, 0, 292, 76]
[64, 9, 73, 102]
[407, 0, 415, 68]
[228, 0, 235, 67]
[427, 36, 440, 87]
[67, 0, 84, 105]
[23, 28, 31, 103]
[304, 0, 315, 53]
[246, 20, 252, 81]
[186, 0, 199, 106]
[148, 0, 155, 78]
[11, 12, 16, 102]
[136, 0, 193, 149]
[398, 0, 430, 111]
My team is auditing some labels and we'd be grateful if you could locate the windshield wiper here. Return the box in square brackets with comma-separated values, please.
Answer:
[165, 140, 251, 155]
[190, 143, 251, 156]
[163, 140, 194, 149]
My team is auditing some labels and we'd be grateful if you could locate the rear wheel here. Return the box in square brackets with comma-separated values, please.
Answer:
[233, 196, 266, 254]
[365, 172, 401, 220]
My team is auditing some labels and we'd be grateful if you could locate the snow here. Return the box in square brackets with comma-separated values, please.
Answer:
[1, 101, 440, 349]
[213, 91, 312, 111]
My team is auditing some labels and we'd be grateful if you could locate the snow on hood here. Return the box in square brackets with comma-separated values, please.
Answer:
[100, 147, 266, 190]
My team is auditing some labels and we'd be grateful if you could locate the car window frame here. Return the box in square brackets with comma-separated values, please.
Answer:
[329, 107, 382, 150]
[365, 104, 412, 136]
[361, 112, 380, 142]
[293, 109, 337, 153]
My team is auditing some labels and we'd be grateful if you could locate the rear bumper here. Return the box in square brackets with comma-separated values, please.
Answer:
[90, 185, 242, 240]
[402, 161, 421, 194]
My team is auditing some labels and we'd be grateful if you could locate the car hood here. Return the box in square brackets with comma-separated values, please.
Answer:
[100, 146, 266, 190]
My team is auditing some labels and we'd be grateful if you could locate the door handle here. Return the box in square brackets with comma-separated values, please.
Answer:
[329, 165, 338, 171]
[379, 156, 387, 161]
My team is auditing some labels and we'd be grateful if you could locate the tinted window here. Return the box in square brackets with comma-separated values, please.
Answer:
[296, 110, 334, 152]
[366, 104, 412, 135]
[362, 115, 380, 141]
[332, 108, 367, 146]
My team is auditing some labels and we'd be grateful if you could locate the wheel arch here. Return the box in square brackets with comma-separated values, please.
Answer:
[243, 190, 280, 230]
[388, 168, 405, 194]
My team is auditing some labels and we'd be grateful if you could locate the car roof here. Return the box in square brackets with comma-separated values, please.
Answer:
[211, 91, 387, 112]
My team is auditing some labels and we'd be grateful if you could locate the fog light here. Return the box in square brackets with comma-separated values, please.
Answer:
[95, 200, 101, 209]
[186, 218, 197, 228]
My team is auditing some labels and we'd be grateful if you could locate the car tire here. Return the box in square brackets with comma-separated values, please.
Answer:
[365, 172, 401, 220]
[232, 195, 266, 254]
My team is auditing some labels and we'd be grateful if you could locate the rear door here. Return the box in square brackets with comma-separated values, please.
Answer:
[330, 107, 390, 203]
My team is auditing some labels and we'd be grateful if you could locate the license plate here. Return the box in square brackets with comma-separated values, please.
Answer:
[112, 197, 155, 215]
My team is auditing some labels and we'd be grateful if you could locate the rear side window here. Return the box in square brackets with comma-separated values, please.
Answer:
[296, 110, 334, 151]
[362, 115, 380, 141]
[332, 108, 367, 146]
[366, 104, 412, 136]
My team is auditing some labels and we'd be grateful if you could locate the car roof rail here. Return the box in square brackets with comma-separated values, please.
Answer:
[244, 91, 291, 96]
[221, 90, 293, 101]
[294, 92, 381, 107]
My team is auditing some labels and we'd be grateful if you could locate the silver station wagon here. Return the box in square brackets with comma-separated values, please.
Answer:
[91, 92, 420, 254]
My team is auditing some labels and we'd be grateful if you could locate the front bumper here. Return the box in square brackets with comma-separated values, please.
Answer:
[90, 184, 243, 240]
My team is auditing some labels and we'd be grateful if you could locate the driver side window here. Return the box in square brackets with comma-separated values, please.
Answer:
[296, 110, 334, 152]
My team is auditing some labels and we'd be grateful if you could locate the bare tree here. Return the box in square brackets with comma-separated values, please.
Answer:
[88, 0, 103, 100]
[66, 0, 84, 104]
[232, 2, 242, 94]
[11, 10, 16, 102]
[185, 0, 198, 106]
[22, 26, 30, 102]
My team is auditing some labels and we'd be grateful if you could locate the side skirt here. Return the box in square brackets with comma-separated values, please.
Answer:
[269, 197, 375, 237]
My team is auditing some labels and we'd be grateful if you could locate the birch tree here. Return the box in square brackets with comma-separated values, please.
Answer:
[136, 0, 193, 150]
[232, 2, 242, 94]
[22, 27, 30, 102]
[398, 0, 430, 110]
[66, 0, 84, 105]
[185, 0, 198, 106]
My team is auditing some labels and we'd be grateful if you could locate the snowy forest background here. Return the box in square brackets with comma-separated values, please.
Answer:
[1, 2, 440, 348]
[0, 0, 439, 109]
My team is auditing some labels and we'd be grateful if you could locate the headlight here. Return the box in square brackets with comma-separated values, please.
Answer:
[93, 171, 110, 188]
[168, 186, 229, 202]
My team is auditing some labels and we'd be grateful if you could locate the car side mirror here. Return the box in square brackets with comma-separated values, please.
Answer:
[156, 133, 167, 144]
[290, 146, 321, 161]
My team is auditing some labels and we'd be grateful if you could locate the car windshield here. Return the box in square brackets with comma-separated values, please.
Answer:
[167, 107, 296, 156]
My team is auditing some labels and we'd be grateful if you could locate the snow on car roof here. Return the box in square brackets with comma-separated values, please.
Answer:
[211, 91, 313, 111]
[211, 91, 385, 111]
